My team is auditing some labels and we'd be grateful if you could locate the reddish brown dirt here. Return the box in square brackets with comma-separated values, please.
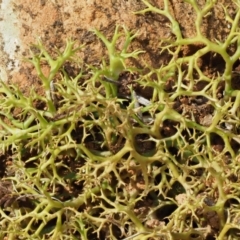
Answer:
[8, 0, 237, 87]
[6, 0, 238, 132]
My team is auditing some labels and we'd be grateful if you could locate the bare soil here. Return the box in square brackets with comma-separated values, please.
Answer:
[7, 0, 239, 134]
[8, 0, 238, 85]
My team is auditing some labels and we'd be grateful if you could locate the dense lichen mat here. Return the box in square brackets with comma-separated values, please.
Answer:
[1, 0, 240, 239]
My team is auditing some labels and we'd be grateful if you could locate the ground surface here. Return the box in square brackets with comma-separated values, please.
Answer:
[0, 0, 240, 239]
[2, 0, 239, 135]
[2, 0, 237, 86]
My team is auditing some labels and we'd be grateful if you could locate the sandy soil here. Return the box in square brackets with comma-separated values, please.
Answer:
[1, 0, 237, 89]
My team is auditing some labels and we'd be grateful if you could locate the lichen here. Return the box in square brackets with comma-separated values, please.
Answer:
[0, 0, 240, 239]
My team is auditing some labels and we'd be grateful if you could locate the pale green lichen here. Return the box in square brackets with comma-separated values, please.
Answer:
[0, 1, 240, 239]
